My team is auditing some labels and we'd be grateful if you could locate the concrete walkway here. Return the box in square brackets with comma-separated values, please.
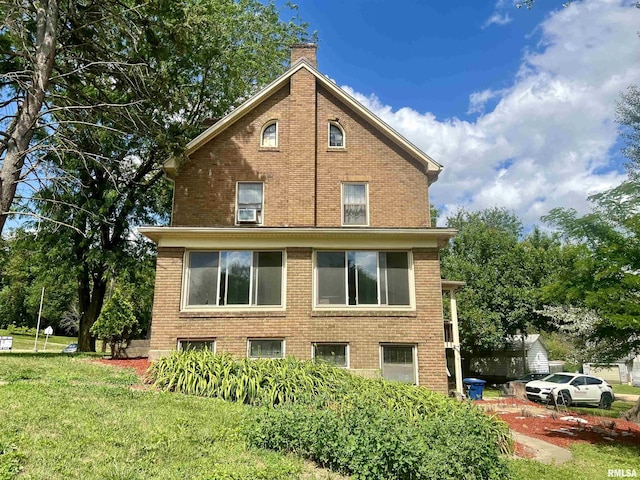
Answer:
[616, 393, 639, 402]
[512, 432, 573, 465]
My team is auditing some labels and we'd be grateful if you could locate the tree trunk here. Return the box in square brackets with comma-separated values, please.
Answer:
[621, 397, 640, 424]
[0, 0, 58, 233]
[77, 276, 107, 352]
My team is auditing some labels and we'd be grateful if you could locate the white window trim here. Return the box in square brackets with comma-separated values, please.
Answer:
[328, 121, 345, 149]
[177, 338, 217, 353]
[235, 181, 264, 226]
[341, 182, 369, 227]
[247, 338, 285, 359]
[260, 120, 278, 148]
[181, 249, 287, 312]
[379, 343, 419, 386]
[312, 250, 415, 311]
[311, 342, 350, 368]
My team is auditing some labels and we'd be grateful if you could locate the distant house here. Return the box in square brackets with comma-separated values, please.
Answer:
[470, 334, 549, 381]
[584, 354, 640, 385]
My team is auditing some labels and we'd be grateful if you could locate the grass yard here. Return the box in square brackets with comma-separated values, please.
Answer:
[0, 354, 337, 480]
[482, 387, 501, 398]
[568, 400, 636, 419]
[613, 384, 640, 396]
[0, 329, 76, 352]
[1, 354, 638, 480]
[510, 443, 640, 479]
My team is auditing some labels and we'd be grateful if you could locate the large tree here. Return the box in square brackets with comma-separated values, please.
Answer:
[441, 208, 563, 370]
[0, 0, 57, 233]
[541, 85, 640, 421]
[18, 0, 309, 350]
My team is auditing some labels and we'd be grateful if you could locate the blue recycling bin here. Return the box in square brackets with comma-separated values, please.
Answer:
[463, 378, 487, 400]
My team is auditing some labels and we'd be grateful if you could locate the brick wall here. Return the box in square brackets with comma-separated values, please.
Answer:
[151, 64, 448, 393]
[171, 68, 431, 228]
[150, 246, 448, 392]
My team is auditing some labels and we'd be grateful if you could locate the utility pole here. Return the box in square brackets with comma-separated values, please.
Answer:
[33, 287, 45, 352]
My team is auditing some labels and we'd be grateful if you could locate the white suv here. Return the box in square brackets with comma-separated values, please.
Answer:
[525, 372, 615, 409]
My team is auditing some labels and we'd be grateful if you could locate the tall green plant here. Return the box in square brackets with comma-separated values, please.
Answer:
[90, 290, 138, 358]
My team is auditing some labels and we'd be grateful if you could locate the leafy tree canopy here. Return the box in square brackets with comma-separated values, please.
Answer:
[441, 207, 563, 358]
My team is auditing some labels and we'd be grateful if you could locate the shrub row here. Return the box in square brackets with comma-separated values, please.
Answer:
[247, 401, 510, 480]
[4, 325, 38, 336]
[150, 350, 513, 479]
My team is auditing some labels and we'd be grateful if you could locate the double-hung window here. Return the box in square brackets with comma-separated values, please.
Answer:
[186, 251, 283, 307]
[315, 251, 411, 307]
[342, 183, 367, 225]
[236, 182, 263, 224]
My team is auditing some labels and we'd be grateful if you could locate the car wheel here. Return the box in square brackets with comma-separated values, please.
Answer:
[599, 393, 613, 410]
[557, 390, 572, 407]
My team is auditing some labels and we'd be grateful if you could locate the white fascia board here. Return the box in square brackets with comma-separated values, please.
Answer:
[138, 226, 457, 249]
[183, 62, 308, 156]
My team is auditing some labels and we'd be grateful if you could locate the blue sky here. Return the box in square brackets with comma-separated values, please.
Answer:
[277, 0, 640, 225]
[287, 1, 547, 118]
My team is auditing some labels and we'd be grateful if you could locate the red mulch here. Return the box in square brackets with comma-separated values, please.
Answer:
[478, 397, 640, 450]
[497, 411, 640, 449]
[514, 441, 536, 459]
[96, 358, 151, 379]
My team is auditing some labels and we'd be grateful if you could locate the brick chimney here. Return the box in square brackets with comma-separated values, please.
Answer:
[290, 43, 317, 68]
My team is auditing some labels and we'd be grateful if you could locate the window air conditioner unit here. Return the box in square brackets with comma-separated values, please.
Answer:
[238, 208, 258, 223]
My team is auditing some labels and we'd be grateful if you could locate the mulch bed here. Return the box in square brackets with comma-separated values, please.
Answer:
[96, 358, 151, 379]
[497, 411, 640, 449]
[478, 398, 640, 450]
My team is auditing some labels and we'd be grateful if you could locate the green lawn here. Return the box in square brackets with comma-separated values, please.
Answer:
[482, 387, 501, 398]
[612, 384, 640, 396]
[568, 400, 636, 419]
[0, 329, 76, 352]
[0, 354, 338, 480]
[1, 355, 637, 480]
[510, 443, 640, 480]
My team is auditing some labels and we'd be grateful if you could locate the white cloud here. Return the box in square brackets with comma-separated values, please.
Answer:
[483, 0, 516, 28]
[342, 0, 639, 226]
[482, 12, 513, 29]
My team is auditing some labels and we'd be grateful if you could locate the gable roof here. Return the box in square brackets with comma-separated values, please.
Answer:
[506, 334, 548, 352]
[164, 59, 443, 183]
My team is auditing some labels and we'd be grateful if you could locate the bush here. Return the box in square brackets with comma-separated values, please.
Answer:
[90, 290, 139, 358]
[150, 351, 513, 479]
[5, 325, 37, 336]
[247, 401, 510, 479]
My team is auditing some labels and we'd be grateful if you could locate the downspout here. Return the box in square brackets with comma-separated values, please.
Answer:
[314, 88, 318, 226]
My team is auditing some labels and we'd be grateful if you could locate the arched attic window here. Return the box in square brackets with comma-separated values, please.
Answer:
[261, 121, 278, 147]
[329, 122, 345, 148]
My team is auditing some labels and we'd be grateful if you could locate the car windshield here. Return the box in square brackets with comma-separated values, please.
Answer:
[542, 374, 574, 384]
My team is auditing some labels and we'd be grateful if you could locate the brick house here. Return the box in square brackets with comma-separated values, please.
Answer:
[140, 44, 462, 393]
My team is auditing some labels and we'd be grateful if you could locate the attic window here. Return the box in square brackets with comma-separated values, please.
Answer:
[329, 122, 344, 148]
[261, 121, 278, 147]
